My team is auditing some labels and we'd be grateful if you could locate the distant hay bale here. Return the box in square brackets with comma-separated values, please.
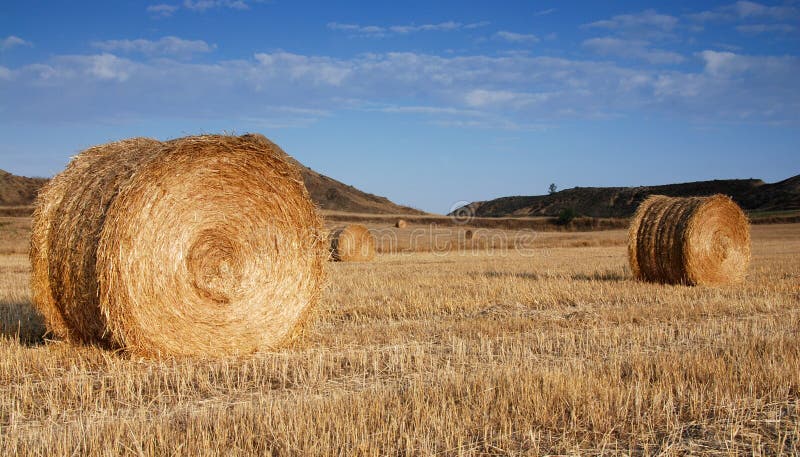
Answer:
[330, 224, 375, 262]
[464, 229, 474, 240]
[628, 194, 750, 286]
[395, 219, 408, 228]
[30, 134, 325, 357]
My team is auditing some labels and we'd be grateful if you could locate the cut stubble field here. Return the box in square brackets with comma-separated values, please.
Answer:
[0, 217, 798, 455]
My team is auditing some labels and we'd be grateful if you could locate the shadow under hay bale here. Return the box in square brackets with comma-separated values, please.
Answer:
[0, 301, 47, 345]
[628, 194, 750, 286]
[30, 134, 326, 357]
[330, 224, 376, 262]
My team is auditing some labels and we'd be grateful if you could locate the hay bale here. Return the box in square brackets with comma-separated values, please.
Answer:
[628, 194, 750, 285]
[330, 224, 375, 262]
[395, 219, 408, 228]
[30, 134, 325, 357]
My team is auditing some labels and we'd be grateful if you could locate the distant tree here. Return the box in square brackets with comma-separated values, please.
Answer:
[548, 183, 557, 195]
[557, 208, 577, 226]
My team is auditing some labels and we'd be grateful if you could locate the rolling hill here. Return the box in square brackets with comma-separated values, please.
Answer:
[0, 170, 49, 207]
[0, 166, 423, 215]
[451, 175, 800, 219]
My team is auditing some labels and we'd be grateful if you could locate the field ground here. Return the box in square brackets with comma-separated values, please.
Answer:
[0, 217, 798, 455]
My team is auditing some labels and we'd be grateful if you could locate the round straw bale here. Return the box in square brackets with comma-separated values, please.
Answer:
[628, 194, 750, 285]
[395, 219, 408, 228]
[30, 134, 325, 357]
[330, 224, 375, 262]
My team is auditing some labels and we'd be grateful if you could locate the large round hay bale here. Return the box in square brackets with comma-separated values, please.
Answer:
[395, 219, 407, 228]
[330, 224, 375, 261]
[628, 194, 750, 285]
[30, 134, 325, 357]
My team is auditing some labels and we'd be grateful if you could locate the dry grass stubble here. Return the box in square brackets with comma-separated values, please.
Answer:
[1, 221, 798, 455]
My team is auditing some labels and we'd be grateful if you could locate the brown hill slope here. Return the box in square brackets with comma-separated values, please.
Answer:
[452, 175, 800, 218]
[289, 160, 423, 214]
[0, 165, 423, 215]
[0, 170, 48, 206]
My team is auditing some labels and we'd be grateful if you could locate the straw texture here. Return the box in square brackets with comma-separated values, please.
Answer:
[628, 194, 750, 285]
[330, 224, 375, 262]
[30, 134, 325, 357]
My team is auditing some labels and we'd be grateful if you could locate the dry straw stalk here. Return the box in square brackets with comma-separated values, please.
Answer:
[628, 194, 751, 285]
[30, 134, 326, 357]
[330, 224, 376, 262]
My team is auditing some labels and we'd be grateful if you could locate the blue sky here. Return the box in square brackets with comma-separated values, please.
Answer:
[1, 1, 798, 213]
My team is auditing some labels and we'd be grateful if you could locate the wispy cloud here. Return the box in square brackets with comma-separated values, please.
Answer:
[146, 4, 179, 17]
[183, 0, 249, 11]
[735, 23, 797, 34]
[688, 1, 800, 22]
[91, 37, 215, 57]
[583, 37, 685, 65]
[145, 0, 262, 16]
[1, 36, 32, 51]
[2, 49, 798, 126]
[534, 8, 556, 17]
[327, 21, 489, 37]
[494, 31, 539, 43]
[584, 9, 679, 37]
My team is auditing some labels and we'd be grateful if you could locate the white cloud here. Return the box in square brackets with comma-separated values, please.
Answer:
[464, 21, 491, 29]
[81, 54, 134, 82]
[92, 37, 215, 57]
[689, 1, 799, 22]
[534, 8, 556, 17]
[327, 21, 489, 37]
[733, 1, 798, 19]
[696, 50, 795, 78]
[254, 52, 352, 85]
[585, 9, 679, 35]
[183, 0, 249, 11]
[1, 36, 32, 51]
[2, 49, 798, 126]
[146, 4, 179, 17]
[376, 105, 484, 116]
[583, 37, 685, 65]
[464, 89, 517, 107]
[736, 23, 796, 34]
[146, 0, 260, 15]
[494, 31, 539, 43]
[0, 66, 12, 80]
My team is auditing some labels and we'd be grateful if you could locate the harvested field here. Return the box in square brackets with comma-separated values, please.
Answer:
[0, 218, 798, 455]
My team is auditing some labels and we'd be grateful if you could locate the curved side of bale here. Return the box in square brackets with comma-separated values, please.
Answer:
[330, 224, 376, 262]
[93, 135, 326, 357]
[395, 219, 407, 228]
[30, 138, 163, 343]
[628, 194, 750, 285]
